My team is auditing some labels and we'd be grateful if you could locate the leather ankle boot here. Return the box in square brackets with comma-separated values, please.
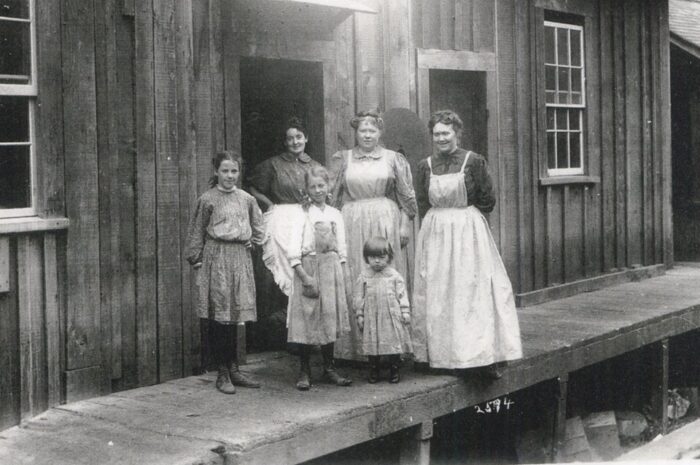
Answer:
[228, 361, 260, 388]
[215, 365, 236, 394]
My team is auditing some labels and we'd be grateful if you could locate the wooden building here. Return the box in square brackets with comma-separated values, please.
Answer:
[0, 0, 673, 431]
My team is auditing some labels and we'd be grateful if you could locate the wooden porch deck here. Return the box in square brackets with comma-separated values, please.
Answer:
[2, 266, 700, 465]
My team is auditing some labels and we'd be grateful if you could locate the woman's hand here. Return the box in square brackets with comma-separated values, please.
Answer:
[399, 212, 411, 247]
[401, 312, 411, 325]
[356, 315, 364, 332]
[302, 281, 319, 298]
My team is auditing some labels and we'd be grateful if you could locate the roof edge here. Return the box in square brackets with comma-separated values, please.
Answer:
[671, 31, 700, 60]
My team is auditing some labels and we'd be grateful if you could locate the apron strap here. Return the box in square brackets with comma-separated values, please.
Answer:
[460, 151, 471, 173]
[427, 156, 433, 174]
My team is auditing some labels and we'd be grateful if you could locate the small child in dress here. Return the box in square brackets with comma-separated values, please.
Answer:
[287, 166, 353, 390]
[185, 150, 264, 394]
[355, 237, 412, 383]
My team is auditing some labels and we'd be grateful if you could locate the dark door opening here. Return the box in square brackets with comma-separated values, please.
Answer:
[239, 57, 325, 352]
[240, 57, 325, 171]
[429, 69, 488, 157]
[671, 45, 700, 261]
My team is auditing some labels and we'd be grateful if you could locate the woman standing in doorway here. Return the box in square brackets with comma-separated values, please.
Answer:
[249, 117, 324, 346]
[330, 110, 417, 360]
[412, 109, 522, 375]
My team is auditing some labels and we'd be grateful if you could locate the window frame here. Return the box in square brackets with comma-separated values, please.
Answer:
[0, 0, 38, 219]
[543, 19, 586, 177]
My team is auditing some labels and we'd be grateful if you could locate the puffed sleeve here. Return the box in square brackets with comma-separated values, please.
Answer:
[466, 154, 496, 213]
[394, 273, 410, 313]
[249, 158, 274, 195]
[415, 158, 431, 220]
[248, 195, 265, 245]
[184, 195, 211, 265]
[391, 152, 418, 219]
[334, 209, 348, 264]
[353, 274, 366, 317]
[328, 150, 347, 208]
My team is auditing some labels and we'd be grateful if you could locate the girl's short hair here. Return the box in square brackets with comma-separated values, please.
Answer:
[428, 109, 464, 134]
[350, 109, 384, 131]
[363, 236, 394, 263]
[304, 165, 330, 187]
[209, 150, 243, 187]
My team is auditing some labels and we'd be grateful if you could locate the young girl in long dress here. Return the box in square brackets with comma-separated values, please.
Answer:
[355, 237, 412, 383]
[286, 166, 353, 390]
[185, 151, 264, 394]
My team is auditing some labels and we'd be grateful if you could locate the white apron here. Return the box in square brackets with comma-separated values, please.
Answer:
[412, 152, 522, 369]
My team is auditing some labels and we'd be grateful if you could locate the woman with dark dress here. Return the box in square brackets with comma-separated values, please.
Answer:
[412, 110, 522, 376]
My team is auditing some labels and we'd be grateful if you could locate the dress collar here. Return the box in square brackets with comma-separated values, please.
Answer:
[434, 147, 463, 163]
[280, 152, 312, 163]
[216, 184, 237, 193]
[352, 147, 383, 160]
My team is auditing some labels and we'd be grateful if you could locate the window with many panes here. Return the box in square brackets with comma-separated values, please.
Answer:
[545, 20, 585, 176]
[0, 0, 36, 218]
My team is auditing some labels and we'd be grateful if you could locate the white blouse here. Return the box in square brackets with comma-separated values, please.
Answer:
[287, 204, 348, 268]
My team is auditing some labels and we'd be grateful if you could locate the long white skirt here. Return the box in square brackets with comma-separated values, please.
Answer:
[412, 206, 522, 369]
[261, 204, 305, 299]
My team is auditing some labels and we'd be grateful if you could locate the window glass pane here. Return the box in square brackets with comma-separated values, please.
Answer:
[556, 108, 568, 130]
[558, 66, 570, 93]
[547, 132, 556, 169]
[0, 145, 31, 209]
[0, 0, 28, 19]
[557, 132, 568, 169]
[547, 107, 555, 130]
[557, 28, 569, 66]
[570, 132, 581, 168]
[0, 97, 29, 142]
[545, 65, 556, 92]
[571, 29, 582, 67]
[545, 26, 555, 64]
[0, 19, 30, 82]
[569, 109, 580, 130]
[546, 90, 556, 104]
[572, 68, 582, 94]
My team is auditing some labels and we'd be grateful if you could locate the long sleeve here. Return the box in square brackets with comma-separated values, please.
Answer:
[415, 159, 431, 220]
[334, 209, 348, 263]
[394, 274, 410, 313]
[466, 155, 496, 213]
[286, 213, 308, 268]
[248, 195, 265, 245]
[184, 197, 211, 265]
[353, 274, 366, 316]
[391, 152, 418, 218]
[328, 150, 347, 209]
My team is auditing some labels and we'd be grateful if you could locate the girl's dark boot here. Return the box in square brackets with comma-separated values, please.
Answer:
[216, 365, 236, 394]
[321, 344, 351, 386]
[368, 356, 380, 384]
[296, 345, 312, 391]
[229, 361, 260, 388]
[388, 355, 401, 384]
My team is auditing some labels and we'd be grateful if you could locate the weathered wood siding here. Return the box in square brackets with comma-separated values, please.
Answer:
[0, 0, 672, 430]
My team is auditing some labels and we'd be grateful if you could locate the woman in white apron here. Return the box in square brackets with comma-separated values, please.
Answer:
[412, 110, 522, 374]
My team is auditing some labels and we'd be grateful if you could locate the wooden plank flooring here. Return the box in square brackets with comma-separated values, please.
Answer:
[1, 267, 700, 465]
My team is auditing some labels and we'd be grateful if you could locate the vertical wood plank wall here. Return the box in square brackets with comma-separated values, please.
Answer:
[0, 0, 672, 430]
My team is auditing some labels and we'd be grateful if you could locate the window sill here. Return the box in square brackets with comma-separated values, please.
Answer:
[0, 217, 70, 235]
[539, 175, 600, 186]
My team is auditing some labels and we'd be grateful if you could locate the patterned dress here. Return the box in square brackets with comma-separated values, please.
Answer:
[330, 147, 417, 360]
[286, 205, 351, 345]
[354, 266, 412, 356]
[412, 149, 522, 368]
[185, 186, 264, 323]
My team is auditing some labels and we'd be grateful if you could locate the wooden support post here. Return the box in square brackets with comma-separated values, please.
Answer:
[651, 338, 669, 434]
[552, 373, 569, 462]
[400, 420, 433, 465]
[236, 323, 246, 366]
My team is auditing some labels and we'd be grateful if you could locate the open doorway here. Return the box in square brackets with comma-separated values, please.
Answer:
[429, 69, 488, 156]
[240, 57, 325, 170]
[239, 57, 325, 352]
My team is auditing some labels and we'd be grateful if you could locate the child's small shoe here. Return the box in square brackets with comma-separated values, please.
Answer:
[324, 367, 352, 386]
[389, 364, 400, 384]
[296, 370, 311, 391]
[229, 362, 260, 388]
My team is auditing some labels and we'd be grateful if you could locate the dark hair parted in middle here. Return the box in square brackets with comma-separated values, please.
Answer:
[350, 109, 384, 131]
[428, 109, 464, 134]
[209, 150, 243, 187]
[285, 116, 307, 137]
[363, 236, 394, 263]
